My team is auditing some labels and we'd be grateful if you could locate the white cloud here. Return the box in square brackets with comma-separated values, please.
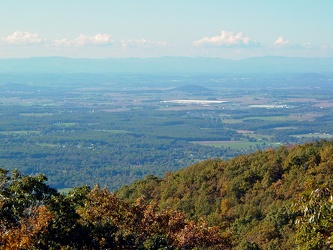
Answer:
[120, 39, 170, 48]
[272, 38, 320, 50]
[320, 44, 333, 50]
[301, 42, 313, 49]
[2, 31, 43, 45]
[300, 42, 333, 50]
[193, 30, 259, 47]
[53, 34, 113, 47]
[273, 37, 289, 46]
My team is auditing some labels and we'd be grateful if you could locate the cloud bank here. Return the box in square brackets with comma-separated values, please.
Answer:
[53, 34, 113, 47]
[1, 30, 332, 58]
[120, 39, 170, 48]
[194, 30, 259, 47]
[1, 31, 172, 50]
[273, 37, 289, 46]
[2, 31, 43, 45]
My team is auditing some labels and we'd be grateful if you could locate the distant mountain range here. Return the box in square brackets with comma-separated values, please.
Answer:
[0, 56, 333, 74]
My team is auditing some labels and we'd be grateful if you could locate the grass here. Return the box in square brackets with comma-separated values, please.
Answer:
[58, 188, 73, 194]
[0, 130, 40, 135]
[247, 134, 274, 140]
[274, 126, 298, 130]
[291, 133, 333, 139]
[243, 116, 289, 121]
[222, 119, 242, 124]
[37, 143, 59, 148]
[19, 113, 53, 117]
[192, 140, 280, 150]
[96, 129, 131, 134]
[56, 122, 77, 127]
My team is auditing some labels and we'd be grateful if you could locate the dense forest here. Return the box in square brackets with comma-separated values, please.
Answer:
[1, 139, 333, 249]
[0, 169, 229, 249]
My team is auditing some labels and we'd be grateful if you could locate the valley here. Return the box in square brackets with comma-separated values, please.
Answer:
[1, 72, 333, 190]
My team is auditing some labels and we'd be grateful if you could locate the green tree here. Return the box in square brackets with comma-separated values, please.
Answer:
[294, 188, 333, 249]
[0, 168, 56, 249]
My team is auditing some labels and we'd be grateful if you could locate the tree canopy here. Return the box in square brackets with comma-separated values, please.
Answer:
[117, 140, 333, 249]
[2, 140, 333, 249]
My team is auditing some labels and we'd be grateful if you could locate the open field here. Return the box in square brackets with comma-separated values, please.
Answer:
[0, 130, 40, 135]
[291, 133, 333, 139]
[96, 129, 131, 134]
[192, 140, 281, 151]
[243, 116, 290, 121]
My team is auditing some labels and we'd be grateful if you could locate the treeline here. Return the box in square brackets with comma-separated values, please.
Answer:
[2, 140, 333, 248]
[2, 140, 333, 249]
[0, 131, 228, 190]
[117, 140, 333, 249]
[0, 169, 231, 249]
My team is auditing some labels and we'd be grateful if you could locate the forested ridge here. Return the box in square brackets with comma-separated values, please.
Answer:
[118, 139, 333, 249]
[1, 140, 333, 249]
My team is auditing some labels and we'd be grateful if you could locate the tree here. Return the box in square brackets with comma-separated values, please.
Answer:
[294, 188, 333, 249]
[78, 185, 231, 249]
[0, 168, 56, 249]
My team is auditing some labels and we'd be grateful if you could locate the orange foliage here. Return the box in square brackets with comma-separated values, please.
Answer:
[0, 205, 53, 250]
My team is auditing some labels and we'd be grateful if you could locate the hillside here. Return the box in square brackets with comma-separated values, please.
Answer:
[1, 140, 333, 249]
[117, 140, 333, 249]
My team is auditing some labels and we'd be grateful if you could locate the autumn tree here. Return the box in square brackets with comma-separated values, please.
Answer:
[294, 188, 333, 249]
[78, 185, 231, 249]
[0, 169, 56, 249]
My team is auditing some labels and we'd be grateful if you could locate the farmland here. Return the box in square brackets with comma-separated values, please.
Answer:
[1, 72, 333, 189]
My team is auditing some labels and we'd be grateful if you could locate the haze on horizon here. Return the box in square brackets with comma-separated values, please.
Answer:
[1, 0, 333, 59]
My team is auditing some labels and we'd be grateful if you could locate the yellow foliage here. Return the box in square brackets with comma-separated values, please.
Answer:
[0, 205, 53, 250]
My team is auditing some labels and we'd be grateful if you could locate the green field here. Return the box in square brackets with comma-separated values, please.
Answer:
[0, 130, 40, 135]
[243, 116, 289, 121]
[291, 133, 333, 139]
[192, 140, 281, 151]
[96, 129, 131, 134]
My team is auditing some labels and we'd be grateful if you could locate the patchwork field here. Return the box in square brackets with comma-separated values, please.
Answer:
[1, 72, 333, 189]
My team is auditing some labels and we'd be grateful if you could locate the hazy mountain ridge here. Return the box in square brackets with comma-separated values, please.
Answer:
[1, 56, 333, 74]
[170, 84, 213, 93]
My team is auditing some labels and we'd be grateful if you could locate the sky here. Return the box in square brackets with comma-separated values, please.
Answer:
[1, 1, 333, 59]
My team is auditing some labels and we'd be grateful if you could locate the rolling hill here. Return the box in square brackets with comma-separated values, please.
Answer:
[117, 140, 333, 249]
[2, 139, 333, 248]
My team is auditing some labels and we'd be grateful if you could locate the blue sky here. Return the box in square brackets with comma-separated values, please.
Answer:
[1, 1, 333, 59]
